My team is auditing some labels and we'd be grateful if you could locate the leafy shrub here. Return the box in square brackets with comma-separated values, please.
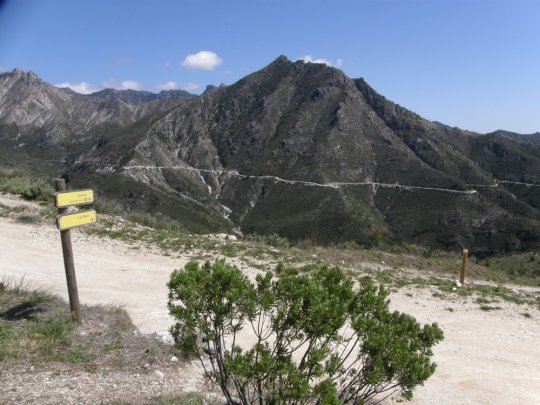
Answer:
[335, 240, 360, 250]
[93, 196, 123, 215]
[94, 196, 183, 232]
[0, 169, 54, 202]
[388, 243, 429, 256]
[168, 260, 443, 404]
[126, 211, 183, 232]
[245, 233, 291, 249]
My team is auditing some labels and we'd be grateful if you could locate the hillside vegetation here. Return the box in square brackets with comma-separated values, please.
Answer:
[1, 188, 539, 404]
[1, 60, 539, 257]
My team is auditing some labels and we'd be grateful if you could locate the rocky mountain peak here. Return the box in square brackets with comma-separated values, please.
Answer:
[10, 68, 24, 77]
[202, 84, 227, 96]
[5, 68, 41, 83]
[272, 55, 290, 64]
[238, 53, 352, 99]
[26, 70, 40, 80]
[157, 89, 195, 102]
[1, 62, 539, 256]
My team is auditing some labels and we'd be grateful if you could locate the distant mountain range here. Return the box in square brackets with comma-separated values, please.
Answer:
[1, 58, 539, 256]
[487, 130, 540, 146]
[88, 88, 196, 105]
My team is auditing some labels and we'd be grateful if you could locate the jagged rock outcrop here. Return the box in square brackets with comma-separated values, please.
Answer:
[202, 84, 227, 96]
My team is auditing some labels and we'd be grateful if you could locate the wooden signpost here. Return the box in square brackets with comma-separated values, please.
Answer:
[459, 249, 469, 285]
[54, 179, 96, 322]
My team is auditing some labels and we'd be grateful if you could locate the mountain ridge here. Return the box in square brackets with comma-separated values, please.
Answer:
[1, 59, 539, 255]
[88, 88, 195, 105]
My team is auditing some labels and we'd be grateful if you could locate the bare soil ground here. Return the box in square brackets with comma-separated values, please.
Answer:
[1, 194, 539, 404]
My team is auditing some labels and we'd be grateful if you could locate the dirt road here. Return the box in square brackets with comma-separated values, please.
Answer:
[1, 194, 539, 404]
[0, 195, 184, 334]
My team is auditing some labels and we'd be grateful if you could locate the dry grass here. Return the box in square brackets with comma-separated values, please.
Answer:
[0, 277, 177, 369]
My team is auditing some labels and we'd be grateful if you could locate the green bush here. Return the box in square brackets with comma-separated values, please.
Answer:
[245, 233, 291, 249]
[168, 260, 443, 404]
[335, 240, 360, 250]
[0, 169, 54, 202]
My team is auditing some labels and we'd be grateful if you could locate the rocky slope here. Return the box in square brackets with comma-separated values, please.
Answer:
[1, 59, 539, 255]
[0, 69, 189, 141]
[488, 129, 540, 146]
[89, 88, 195, 105]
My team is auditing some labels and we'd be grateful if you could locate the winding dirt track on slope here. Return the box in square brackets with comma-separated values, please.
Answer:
[1, 194, 539, 405]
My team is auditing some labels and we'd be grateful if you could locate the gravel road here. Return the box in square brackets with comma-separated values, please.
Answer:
[1, 194, 539, 404]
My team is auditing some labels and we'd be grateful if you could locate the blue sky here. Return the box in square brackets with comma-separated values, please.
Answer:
[0, 0, 539, 134]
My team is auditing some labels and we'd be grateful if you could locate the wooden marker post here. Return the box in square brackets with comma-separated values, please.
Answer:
[459, 249, 469, 285]
[54, 178, 82, 322]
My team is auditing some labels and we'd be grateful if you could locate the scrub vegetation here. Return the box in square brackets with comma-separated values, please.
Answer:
[168, 260, 444, 404]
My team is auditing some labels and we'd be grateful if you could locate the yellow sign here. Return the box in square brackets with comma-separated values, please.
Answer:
[55, 189, 94, 208]
[56, 210, 97, 230]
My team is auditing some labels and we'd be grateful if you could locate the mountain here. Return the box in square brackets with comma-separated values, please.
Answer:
[89, 88, 195, 104]
[488, 130, 540, 147]
[0, 69, 232, 232]
[0, 68, 200, 171]
[0, 69, 192, 144]
[1, 60, 539, 256]
[202, 84, 227, 96]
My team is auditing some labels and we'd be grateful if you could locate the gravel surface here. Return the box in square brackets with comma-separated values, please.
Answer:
[1, 361, 212, 405]
[1, 194, 539, 404]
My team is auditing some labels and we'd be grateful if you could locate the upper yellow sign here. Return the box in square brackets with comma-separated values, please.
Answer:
[56, 210, 97, 230]
[55, 189, 94, 208]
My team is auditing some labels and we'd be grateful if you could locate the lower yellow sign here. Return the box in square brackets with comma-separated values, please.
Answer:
[56, 210, 97, 230]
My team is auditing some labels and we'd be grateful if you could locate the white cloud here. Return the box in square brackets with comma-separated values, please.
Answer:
[102, 79, 143, 91]
[54, 81, 100, 94]
[55, 78, 144, 94]
[157, 81, 177, 91]
[120, 80, 142, 90]
[299, 55, 332, 65]
[297, 55, 344, 68]
[163, 61, 171, 68]
[182, 82, 200, 91]
[182, 51, 222, 70]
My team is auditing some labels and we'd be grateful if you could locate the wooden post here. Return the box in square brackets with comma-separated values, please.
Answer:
[459, 249, 469, 285]
[54, 178, 81, 322]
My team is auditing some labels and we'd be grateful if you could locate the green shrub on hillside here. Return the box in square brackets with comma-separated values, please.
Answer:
[0, 168, 54, 201]
[168, 260, 443, 404]
[245, 233, 291, 248]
